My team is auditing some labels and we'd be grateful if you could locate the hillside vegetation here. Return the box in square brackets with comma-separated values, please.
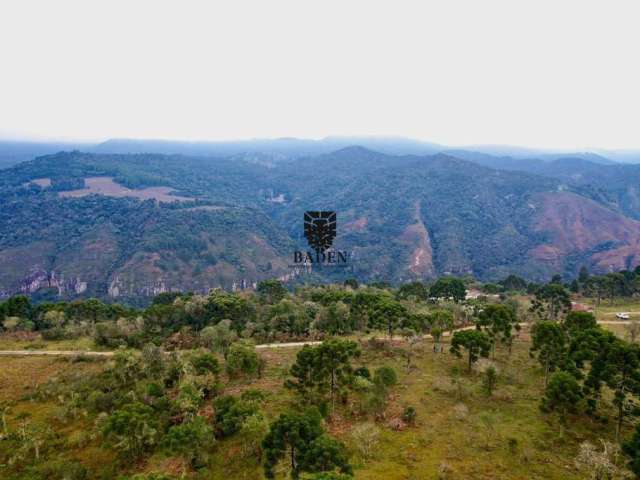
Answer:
[5, 148, 640, 302]
[2, 273, 640, 479]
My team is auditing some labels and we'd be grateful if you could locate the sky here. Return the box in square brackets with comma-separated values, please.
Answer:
[1, 0, 639, 150]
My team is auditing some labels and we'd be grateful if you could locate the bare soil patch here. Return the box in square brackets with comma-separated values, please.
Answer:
[59, 176, 192, 203]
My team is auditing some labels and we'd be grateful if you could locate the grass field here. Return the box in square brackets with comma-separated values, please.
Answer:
[0, 335, 97, 351]
[0, 326, 630, 480]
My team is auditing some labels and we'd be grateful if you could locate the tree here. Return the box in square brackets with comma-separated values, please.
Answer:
[575, 440, 621, 480]
[238, 414, 269, 458]
[396, 282, 428, 301]
[350, 422, 380, 462]
[623, 423, 640, 477]
[42, 309, 66, 329]
[476, 304, 520, 355]
[82, 298, 108, 324]
[584, 277, 608, 308]
[200, 319, 238, 359]
[450, 330, 491, 372]
[285, 339, 360, 413]
[1, 295, 32, 320]
[370, 299, 407, 339]
[262, 409, 323, 479]
[400, 327, 421, 370]
[102, 402, 161, 459]
[205, 292, 256, 332]
[213, 395, 260, 437]
[429, 277, 466, 303]
[226, 342, 260, 379]
[540, 371, 583, 425]
[429, 309, 453, 353]
[162, 417, 215, 468]
[141, 343, 165, 380]
[317, 302, 351, 335]
[301, 435, 352, 477]
[586, 338, 640, 440]
[258, 279, 288, 304]
[11, 420, 53, 465]
[269, 299, 312, 337]
[530, 321, 567, 386]
[530, 284, 571, 322]
[564, 311, 597, 336]
[482, 366, 498, 396]
[500, 274, 527, 292]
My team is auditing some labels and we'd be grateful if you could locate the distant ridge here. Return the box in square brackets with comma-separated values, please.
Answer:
[3, 136, 640, 169]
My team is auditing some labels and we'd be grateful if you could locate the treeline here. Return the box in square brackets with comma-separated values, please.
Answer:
[487, 265, 640, 303]
[0, 278, 476, 349]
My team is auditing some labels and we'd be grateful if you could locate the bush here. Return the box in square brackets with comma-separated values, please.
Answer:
[102, 402, 161, 459]
[33, 460, 88, 480]
[225, 342, 260, 379]
[238, 414, 268, 458]
[402, 406, 417, 426]
[373, 366, 397, 388]
[162, 417, 215, 467]
[190, 351, 221, 376]
[482, 366, 498, 396]
[213, 395, 260, 437]
[87, 390, 116, 413]
[350, 422, 380, 461]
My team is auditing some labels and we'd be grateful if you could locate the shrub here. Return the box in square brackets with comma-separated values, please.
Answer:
[102, 402, 161, 459]
[225, 342, 260, 379]
[238, 414, 268, 458]
[402, 406, 417, 426]
[33, 460, 88, 480]
[190, 351, 221, 376]
[373, 366, 397, 388]
[482, 366, 498, 396]
[162, 417, 215, 467]
[350, 422, 380, 461]
[213, 395, 260, 437]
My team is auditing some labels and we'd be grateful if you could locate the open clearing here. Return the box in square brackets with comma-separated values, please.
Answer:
[58, 176, 193, 203]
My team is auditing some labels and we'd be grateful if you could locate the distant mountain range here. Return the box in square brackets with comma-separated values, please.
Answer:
[3, 140, 640, 303]
[2, 136, 640, 169]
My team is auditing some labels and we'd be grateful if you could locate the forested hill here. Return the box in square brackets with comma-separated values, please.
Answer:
[3, 148, 640, 303]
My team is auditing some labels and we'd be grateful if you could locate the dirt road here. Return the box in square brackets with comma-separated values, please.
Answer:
[0, 325, 480, 357]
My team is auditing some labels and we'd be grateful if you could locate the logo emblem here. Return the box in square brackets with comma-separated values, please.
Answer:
[304, 211, 336, 255]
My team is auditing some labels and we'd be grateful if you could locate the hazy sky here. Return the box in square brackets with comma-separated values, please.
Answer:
[1, 0, 639, 149]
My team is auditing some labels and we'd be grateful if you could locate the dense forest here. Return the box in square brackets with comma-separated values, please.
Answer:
[5, 148, 640, 303]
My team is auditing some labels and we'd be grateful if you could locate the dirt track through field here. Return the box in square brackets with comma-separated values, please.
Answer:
[9, 322, 634, 358]
[0, 325, 481, 357]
